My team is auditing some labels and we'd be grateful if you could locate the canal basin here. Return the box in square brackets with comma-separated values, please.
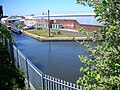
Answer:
[12, 33, 89, 83]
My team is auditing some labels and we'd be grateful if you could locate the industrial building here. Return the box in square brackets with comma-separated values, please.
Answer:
[24, 13, 102, 31]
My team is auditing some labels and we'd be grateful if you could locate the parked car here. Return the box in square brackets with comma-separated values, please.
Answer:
[28, 26, 35, 29]
[21, 26, 29, 30]
[18, 25, 25, 28]
[11, 28, 22, 34]
[22, 26, 35, 30]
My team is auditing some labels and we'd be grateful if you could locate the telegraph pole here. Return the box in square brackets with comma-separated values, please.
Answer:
[48, 10, 50, 37]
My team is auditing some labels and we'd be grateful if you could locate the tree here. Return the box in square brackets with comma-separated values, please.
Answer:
[76, 0, 120, 90]
[31, 14, 35, 16]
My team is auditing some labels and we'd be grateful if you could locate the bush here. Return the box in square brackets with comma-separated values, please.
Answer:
[0, 23, 26, 90]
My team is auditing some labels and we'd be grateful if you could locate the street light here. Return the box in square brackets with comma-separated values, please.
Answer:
[48, 10, 51, 37]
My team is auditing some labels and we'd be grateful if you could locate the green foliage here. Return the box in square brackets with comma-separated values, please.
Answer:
[16, 22, 25, 28]
[77, 0, 120, 90]
[0, 23, 26, 90]
[0, 45, 25, 89]
[0, 24, 13, 42]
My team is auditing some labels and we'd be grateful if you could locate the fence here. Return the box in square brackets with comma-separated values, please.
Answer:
[4, 37, 82, 90]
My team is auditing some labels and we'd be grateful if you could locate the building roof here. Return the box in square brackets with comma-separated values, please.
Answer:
[24, 15, 35, 19]
[33, 13, 102, 26]
[7, 16, 25, 20]
[34, 13, 95, 18]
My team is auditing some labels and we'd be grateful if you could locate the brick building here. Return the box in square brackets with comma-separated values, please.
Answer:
[24, 14, 102, 31]
[52, 19, 101, 32]
[24, 19, 36, 26]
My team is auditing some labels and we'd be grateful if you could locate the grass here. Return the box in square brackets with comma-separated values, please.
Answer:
[27, 29, 86, 38]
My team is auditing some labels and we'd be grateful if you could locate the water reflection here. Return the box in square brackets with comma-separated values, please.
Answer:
[48, 42, 52, 65]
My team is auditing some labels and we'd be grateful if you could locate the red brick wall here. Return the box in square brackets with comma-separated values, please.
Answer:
[34, 19, 102, 32]
[78, 24, 101, 32]
[53, 19, 102, 32]
[36, 19, 48, 24]
[54, 19, 75, 29]
[74, 21, 101, 32]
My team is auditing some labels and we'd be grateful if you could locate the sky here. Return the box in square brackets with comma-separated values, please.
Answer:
[0, 0, 94, 16]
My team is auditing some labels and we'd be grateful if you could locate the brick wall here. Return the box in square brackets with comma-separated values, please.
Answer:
[36, 19, 48, 24]
[74, 21, 101, 32]
[24, 19, 36, 26]
[24, 19, 102, 32]
[78, 24, 101, 32]
[54, 19, 75, 29]
[53, 19, 102, 32]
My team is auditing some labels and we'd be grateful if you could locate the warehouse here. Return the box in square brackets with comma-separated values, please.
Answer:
[24, 13, 102, 31]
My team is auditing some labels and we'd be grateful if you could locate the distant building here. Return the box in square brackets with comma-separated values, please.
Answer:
[24, 19, 36, 26]
[24, 13, 102, 31]
[52, 19, 101, 32]
[1, 17, 8, 24]
[2, 16, 25, 25]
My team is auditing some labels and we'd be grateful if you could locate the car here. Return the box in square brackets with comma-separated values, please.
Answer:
[11, 28, 22, 34]
[22, 26, 35, 30]
[21, 26, 29, 30]
[28, 26, 35, 29]
[18, 25, 25, 28]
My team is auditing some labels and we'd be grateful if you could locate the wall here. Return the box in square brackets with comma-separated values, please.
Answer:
[54, 19, 101, 32]
[78, 24, 101, 32]
[24, 19, 102, 32]
[74, 21, 101, 32]
[35, 19, 48, 24]
[24, 19, 36, 26]
[54, 19, 75, 29]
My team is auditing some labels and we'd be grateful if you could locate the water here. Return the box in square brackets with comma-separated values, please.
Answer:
[12, 33, 89, 83]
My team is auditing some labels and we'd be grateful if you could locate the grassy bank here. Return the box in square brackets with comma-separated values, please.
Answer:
[27, 29, 86, 38]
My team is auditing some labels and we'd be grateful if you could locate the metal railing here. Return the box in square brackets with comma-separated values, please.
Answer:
[5, 37, 82, 90]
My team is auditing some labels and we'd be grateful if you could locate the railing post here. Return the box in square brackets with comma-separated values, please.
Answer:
[10, 43, 15, 64]
[41, 73, 45, 90]
[16, 46, 20, 68]
[26, 58, 30, 88]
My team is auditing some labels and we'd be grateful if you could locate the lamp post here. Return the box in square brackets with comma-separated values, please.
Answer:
[48, 10, 50, 37]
